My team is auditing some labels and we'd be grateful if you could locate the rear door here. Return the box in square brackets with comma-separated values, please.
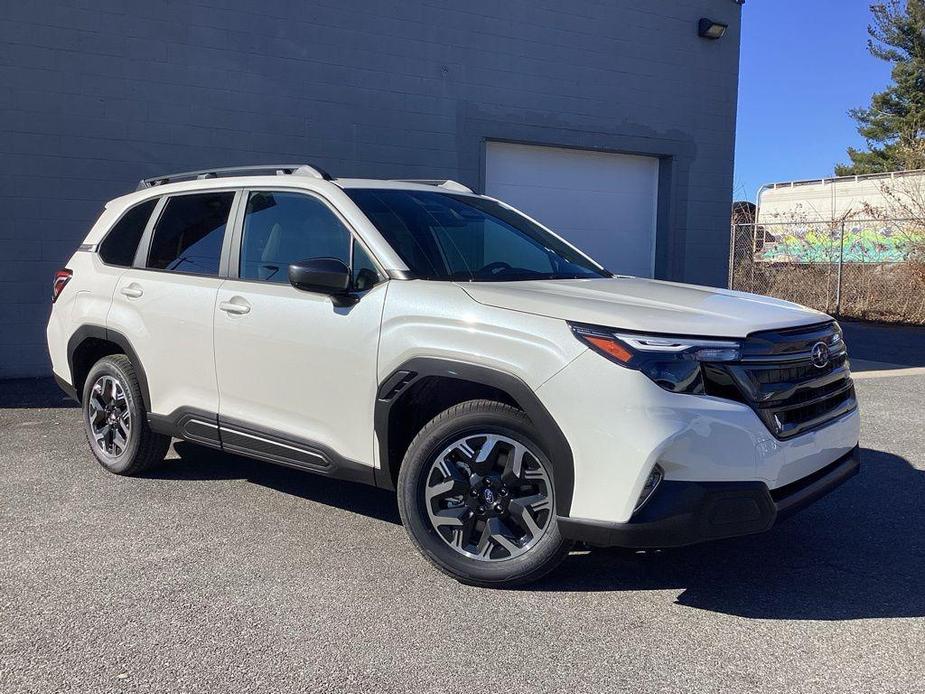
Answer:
[108, 190, 239, 418]
[213, 189, 387, 471]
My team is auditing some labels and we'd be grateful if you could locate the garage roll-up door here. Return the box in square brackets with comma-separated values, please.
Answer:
[484, 142, 659, 278]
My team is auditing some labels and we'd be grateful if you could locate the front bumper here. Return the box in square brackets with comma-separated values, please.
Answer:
[537, 349, 860, 524]
[557, 445, 860, 548]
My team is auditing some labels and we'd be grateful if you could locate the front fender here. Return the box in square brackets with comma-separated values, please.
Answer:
[374, 357, 577, 516]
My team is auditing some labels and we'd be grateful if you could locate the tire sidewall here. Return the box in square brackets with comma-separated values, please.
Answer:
[82, 357, 143, 474]
[398, 405, 566, 586]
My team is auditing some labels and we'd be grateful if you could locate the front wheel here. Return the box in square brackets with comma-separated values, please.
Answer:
[397, 400, 571, 587]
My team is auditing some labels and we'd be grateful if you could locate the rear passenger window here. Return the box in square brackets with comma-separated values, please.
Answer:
[98, 198, 158, 267]
[239, 191, 350, 282]
[147, 192, 235, 275]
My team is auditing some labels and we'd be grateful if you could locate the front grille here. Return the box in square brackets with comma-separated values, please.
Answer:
[773, 385, 854, 435]
[704, 321, 857, 439]
[750, 352, 847, 385]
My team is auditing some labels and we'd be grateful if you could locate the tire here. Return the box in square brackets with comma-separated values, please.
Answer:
[397, 399, 571, 587]
[81, 354, 170, 475]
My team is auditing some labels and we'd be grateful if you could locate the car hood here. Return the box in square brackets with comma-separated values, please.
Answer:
[457, 277, 830, 337]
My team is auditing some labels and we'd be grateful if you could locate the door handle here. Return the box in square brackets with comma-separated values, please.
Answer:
[120, 284, 143, 299]
[219, 298, 251, 315]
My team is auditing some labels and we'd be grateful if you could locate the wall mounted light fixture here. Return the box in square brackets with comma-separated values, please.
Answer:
[698, 18, 728, 40]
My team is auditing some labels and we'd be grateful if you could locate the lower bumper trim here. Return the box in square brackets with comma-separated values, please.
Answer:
[558, 445, 860, 549]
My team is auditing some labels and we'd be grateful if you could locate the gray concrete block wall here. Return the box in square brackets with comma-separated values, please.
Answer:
[0, 0, 741, 378]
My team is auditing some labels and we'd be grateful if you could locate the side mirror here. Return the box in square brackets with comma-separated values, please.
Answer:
[288, 258, 355, 304]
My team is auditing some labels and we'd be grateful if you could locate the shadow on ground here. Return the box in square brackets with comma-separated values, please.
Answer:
[532, 448, 924, 620]
[155, 440, 402, 525]
[3, 378, 922, 621]
[0, 377, 78, 408]
[157, 442, 921, 621]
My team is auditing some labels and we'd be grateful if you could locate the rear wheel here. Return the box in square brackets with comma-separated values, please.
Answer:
[397, 400, 571, 587]
[82, 355, 170, 475]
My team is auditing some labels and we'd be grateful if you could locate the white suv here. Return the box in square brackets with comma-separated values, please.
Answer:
[47, 164, 861, 586]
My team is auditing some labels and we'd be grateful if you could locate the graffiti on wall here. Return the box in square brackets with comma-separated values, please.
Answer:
[755, 221, 923, 263]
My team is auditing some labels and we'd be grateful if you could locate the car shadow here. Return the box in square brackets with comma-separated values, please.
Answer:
[154, 443, 921, 620]
[150, 440, 401, 525]
[0, 377, 79, 409]
[529, 447, 924, 620]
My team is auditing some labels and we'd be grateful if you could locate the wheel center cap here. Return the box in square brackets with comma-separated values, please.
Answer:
[481, 488, 496, 504]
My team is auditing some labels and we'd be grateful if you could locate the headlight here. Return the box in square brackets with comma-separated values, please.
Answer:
[569, 323, 742, 394]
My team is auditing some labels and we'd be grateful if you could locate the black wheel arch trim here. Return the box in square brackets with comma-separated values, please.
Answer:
[53, 373, 79, 402]
[374, 357, 576, 515]
[66, 325, 152, 411]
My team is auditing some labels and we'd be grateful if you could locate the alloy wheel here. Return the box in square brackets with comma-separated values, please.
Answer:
[87, 375, 132, 458]
[424, 433, 553, 561]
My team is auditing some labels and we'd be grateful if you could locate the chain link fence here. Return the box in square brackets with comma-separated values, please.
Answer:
[729, 218, 925, 324]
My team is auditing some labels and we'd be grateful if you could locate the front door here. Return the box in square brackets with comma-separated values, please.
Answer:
[213, 189, 387, 470]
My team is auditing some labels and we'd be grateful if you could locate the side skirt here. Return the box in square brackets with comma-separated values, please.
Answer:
[148, 409, 375, 486]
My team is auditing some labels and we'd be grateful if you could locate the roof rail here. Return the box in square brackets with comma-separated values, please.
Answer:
[136, 164, 334, 191]
[391, 179, 473, 194]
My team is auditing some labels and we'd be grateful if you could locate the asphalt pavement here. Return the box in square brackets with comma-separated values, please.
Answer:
[1, 327, 923, 693]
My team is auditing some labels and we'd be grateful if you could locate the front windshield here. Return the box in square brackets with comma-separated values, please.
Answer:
[345, 189, 610, 281]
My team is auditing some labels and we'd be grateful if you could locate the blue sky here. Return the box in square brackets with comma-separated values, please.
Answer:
[733, 0, 893, 201]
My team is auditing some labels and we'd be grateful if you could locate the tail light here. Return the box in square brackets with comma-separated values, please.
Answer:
[52, 269, 72, 303]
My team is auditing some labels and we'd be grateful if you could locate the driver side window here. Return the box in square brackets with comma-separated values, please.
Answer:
[240, 191, 350, 283]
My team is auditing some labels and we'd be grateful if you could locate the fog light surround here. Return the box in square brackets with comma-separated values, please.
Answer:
[634, 464, 664, 512]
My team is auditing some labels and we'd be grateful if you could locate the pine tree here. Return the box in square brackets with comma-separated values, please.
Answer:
[835, 1, 925, 176]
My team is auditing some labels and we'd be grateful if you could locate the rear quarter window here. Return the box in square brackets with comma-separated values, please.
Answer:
[98, 198, 159, 267]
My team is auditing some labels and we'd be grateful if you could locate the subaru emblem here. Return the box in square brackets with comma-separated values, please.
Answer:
[811, 341, 830, 369]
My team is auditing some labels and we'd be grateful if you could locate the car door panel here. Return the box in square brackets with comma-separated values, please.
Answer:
[215, 279, 387, 465]
[108, 190, 238, 417]
[109, 271, 224, 416]
[213, 189, 387, 468]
